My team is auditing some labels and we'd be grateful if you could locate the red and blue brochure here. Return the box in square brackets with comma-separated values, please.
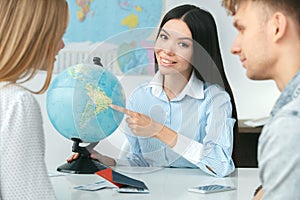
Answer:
[95, 168, 149, 193]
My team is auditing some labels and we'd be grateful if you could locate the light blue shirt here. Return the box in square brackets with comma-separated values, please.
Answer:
[258, 70, 300, 199]
[121, 71, 235, 177]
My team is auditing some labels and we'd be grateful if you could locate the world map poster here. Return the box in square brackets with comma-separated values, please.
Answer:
[61, 0, 164, 75]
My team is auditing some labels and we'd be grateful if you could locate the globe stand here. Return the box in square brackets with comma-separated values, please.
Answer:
[57, 138, 106, 174]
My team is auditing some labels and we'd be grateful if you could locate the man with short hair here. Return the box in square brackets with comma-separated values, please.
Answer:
[222, 0, 300, 199]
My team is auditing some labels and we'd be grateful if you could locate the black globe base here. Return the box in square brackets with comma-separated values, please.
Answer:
[57, 156, 106, 174]
[57, 138, 106, 174]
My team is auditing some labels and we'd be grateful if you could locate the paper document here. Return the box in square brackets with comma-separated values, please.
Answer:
[243, 117, 269, 127]
[74, 180, 117, 191]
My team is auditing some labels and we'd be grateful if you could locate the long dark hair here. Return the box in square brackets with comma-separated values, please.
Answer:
[155, 4, 240, 166]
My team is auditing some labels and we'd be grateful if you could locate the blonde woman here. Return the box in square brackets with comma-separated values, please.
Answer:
[0, 0, 69, 199]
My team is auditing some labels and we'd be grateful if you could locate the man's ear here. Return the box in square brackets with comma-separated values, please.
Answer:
[271, 12, 287, 43]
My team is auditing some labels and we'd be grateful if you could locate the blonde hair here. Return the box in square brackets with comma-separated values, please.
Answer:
[0, 0, 69, 94]
[222, 0, 300, 24]
[222, 0, 238, 15]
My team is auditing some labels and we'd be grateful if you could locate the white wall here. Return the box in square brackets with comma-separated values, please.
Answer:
[25, 0, 281, 171]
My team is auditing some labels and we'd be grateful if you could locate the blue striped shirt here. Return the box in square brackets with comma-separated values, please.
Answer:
[121, 71, 235, 177]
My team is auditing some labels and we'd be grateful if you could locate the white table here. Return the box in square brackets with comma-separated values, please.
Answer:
[50, 167, 260, 200]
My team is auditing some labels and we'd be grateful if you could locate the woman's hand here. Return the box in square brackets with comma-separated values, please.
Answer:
[66, 150, 116, 166]
[110, 104, 178, 147]
[253, 185, 263, 200]
[67, 153, 80, 163]
[110, 104, 164, 138]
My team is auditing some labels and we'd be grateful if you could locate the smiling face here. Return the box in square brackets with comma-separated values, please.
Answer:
[154, 19, 193, 80]
[231, 1, 275, 80]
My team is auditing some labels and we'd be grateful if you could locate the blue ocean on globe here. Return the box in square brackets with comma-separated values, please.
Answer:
[46, 64, 126, 143]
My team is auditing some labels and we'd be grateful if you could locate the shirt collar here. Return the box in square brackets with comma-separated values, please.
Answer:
[147, 70, 204, 101]
[271, 70, 300, 116]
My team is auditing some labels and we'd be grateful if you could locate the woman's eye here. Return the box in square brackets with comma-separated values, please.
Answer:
[159, 34, 168, 40]
[178, 42, 189, 48]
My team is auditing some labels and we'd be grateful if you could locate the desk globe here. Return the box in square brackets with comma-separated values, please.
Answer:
[46, 58, 125, 173]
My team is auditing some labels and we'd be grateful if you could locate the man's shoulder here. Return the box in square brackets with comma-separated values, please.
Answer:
[277, 95, 300, 117]
[260, 96, 300, 143]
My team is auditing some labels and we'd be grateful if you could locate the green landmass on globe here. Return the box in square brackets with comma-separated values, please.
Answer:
[47, 63, 126, 143]
[80, 83, 112, 127]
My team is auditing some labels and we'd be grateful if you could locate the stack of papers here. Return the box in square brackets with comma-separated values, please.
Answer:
[74, 180, 117, 191]
[243, 117, 269, 127]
